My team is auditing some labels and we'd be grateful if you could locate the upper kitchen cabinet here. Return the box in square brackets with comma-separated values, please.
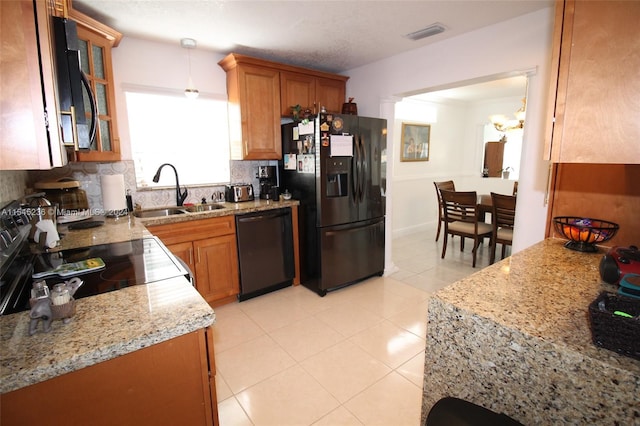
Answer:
[219, 53, 348, 160]
[280, 70, 348, 116]
[67, 5, 122, 162]
[544, 0, 640, 163]
[219, 54, 282, 160]
[0, 0, 65, 170]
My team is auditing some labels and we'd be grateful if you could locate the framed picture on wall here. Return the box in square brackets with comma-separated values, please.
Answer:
[400, 123, 430, 162]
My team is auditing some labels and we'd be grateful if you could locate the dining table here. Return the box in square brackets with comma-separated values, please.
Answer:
[477, 194, 493, 222]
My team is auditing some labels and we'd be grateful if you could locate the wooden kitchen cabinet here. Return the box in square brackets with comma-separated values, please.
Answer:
[68, 4, 122, 162]
[219, 55, 282, 160]
[0, 0, 65, 169]
[280, 70, 348, 116]
[219, 53, 348, 160]
[148, 216, 240, 306]
[1, 328, 219, 426]
[544, 0, 640, 163]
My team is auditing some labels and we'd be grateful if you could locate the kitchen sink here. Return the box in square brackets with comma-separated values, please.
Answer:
[133, 204, 226, 218]
[133, 207, 187, 218]
[185, 204, 225, 213]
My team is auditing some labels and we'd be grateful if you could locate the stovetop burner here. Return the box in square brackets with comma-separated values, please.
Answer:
[1, 236, 190, 315]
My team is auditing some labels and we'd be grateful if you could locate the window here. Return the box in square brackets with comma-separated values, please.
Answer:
[125, 88, 230, 188]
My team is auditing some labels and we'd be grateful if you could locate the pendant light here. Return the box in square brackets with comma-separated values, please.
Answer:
[181, 38, 199, 99]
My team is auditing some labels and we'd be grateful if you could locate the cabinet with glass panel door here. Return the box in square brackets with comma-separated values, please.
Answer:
[71, 10, 122, 161]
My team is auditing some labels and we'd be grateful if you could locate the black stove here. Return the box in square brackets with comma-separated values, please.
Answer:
[1, 201, 190, 315]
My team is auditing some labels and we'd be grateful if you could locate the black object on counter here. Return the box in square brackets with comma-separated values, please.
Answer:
[588, 291, 640, 360]
[68, 220, 104, 230]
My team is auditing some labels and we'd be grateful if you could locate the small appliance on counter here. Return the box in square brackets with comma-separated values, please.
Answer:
[34, 178, 90, 223]
[257, 165, 279, 200]
[225, 183, 254, 203]
[600, 245, 640, 284]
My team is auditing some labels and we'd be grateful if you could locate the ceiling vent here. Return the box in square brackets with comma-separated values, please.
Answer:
[403, 23, 446, 41]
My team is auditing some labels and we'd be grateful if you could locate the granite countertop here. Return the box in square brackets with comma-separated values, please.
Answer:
[131, 199, 299, 227]
[0, 198, 298, 394]
[0, 276, 214, 394]
[433, 238, 640, 372]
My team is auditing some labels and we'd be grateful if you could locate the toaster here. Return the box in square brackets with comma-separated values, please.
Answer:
[225, 184, 254, 203]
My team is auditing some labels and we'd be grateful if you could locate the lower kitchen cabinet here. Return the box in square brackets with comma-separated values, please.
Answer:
[1, 327, 219, 426]
[148, 216, 240, 306]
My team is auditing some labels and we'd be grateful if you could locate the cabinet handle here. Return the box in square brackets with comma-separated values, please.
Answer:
[189, 247, 193, 265]
[196, 246, 201, 264]
[244, 141, 248, 156]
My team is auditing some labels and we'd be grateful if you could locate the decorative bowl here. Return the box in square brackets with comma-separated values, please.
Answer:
[553, 216, 619, 252]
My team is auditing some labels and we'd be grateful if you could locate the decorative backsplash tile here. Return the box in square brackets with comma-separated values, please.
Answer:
[0, 170, 28, 205]
[24, 159, 275, 210]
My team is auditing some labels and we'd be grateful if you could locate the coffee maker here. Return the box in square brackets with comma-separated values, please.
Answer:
[258, 166, 278, 200]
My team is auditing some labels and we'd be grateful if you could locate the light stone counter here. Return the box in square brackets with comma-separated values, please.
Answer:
[421, 238, 640, 425]
[1, 199, 296, 395]
[1, 276, 214, 394]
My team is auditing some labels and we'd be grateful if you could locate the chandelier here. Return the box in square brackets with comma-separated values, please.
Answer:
[489, 97, 526, 133]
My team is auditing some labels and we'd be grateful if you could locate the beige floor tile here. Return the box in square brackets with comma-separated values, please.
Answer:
[396, 351, 426, 388]
[348, 320, 425, 369]
[216, 334, 296, 394]
[236, 365, 339, 426]
[300, 340, 391, 403]
[314, 302, 385, 337]
[218, 397, 253, 426]
[312, 406, 364, 425]
[215, 372, 233, 402]
[387, 299, 430, 339]
[399, 272, 451, 294]
[345, 372, 423, 426]
[212, 306, 265, 353]
[280, 284, 338, 315]
[352, 288, 418, 319]
[238, 289, 314, 332]
[269, 315, 346, 361]
[379, 277, 431, 301]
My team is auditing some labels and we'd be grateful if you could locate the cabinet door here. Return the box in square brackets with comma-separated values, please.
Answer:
[234, 64, 281, 160]
[0, 0, 64, 170]
[194, 235, 240, 304]
[75, 25, 121, 162]
[166, 241, 195, 275]
[316, 77, 346, 114]
[548, 0, 640, 163]
[280, 71, 316, 116]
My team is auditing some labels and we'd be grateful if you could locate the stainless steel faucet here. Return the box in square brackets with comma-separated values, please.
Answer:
[152, 163, 188, 206]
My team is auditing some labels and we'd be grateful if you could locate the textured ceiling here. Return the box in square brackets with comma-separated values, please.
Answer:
[73, 0, 552, 74]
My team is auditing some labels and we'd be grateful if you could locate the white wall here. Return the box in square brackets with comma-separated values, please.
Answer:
[346, 7, 555, 257]
[111, 37, 228, 160]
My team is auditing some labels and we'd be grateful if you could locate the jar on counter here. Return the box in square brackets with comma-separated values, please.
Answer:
[50, 284, 71, 306]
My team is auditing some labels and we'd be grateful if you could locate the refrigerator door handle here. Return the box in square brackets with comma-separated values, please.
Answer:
[351, 135, 359, 204]
[359, 134, 367, 203]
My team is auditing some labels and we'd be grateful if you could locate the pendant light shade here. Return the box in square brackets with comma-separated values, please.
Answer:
[181, 38, 199, 99]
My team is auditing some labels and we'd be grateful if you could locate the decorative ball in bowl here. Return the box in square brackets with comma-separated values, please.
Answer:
[552, 216, 619, 252]
[282, 191, 292, 200]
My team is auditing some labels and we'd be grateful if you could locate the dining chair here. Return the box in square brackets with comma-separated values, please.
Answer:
[490, 192, 517, 264]
[440, 189, 493, 267]
[433, 180, 455, 242]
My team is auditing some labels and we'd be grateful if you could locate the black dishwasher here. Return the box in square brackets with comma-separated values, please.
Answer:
[236, 208, 295, 301]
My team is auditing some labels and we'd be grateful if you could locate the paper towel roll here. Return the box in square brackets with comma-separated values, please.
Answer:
[101, 174, 127, 216]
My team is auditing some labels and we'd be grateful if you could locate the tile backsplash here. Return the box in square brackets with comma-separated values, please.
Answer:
[22, 160, 275, 210]
[0, 170, 28, 205]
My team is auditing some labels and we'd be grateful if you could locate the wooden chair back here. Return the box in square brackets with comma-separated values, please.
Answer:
[490, 192, 517, 264]
[433, 180, 455, 241]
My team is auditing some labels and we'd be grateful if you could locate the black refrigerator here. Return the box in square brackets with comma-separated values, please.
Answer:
[280, 113, 386, 296]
